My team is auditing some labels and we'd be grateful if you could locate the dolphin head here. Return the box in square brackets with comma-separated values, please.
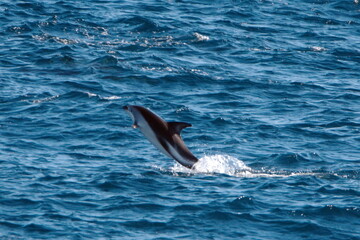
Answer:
[123, 105, 141, 128]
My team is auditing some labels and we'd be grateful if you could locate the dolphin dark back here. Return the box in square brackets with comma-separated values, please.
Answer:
[135, 106, 167, 133]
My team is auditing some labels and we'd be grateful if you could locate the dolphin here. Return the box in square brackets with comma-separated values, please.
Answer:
[123, 105, 198, 168]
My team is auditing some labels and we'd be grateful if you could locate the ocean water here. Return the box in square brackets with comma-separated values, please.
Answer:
[1, 0, 360, 239]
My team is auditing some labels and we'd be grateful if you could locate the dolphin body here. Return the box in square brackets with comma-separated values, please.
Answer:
[123, 105, 198, 168]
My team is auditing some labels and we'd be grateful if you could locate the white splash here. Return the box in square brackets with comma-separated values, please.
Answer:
[155, 154, 346, 179]
[168, 154, 318, 178]
[32, 95, 59, 104]
[102, 96, 121, 100]
[86, 92, 97, 97]
[85, 92, 121, 100]
[170, 154, 251, 176]
[311, 46, 326, 52]
[193, 32, 210, 42]
[195, 155, 251, 175]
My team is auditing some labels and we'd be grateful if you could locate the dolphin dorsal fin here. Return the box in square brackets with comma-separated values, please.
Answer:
[168, 122, 192, 135]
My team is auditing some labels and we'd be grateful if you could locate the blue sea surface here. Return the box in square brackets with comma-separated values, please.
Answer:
[1, 0, 360, 239]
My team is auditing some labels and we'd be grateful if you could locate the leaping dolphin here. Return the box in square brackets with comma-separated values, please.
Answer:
[123, 105, 198, 168]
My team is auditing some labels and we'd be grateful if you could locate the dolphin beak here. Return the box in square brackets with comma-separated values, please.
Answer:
[123, 106, 128, 111]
